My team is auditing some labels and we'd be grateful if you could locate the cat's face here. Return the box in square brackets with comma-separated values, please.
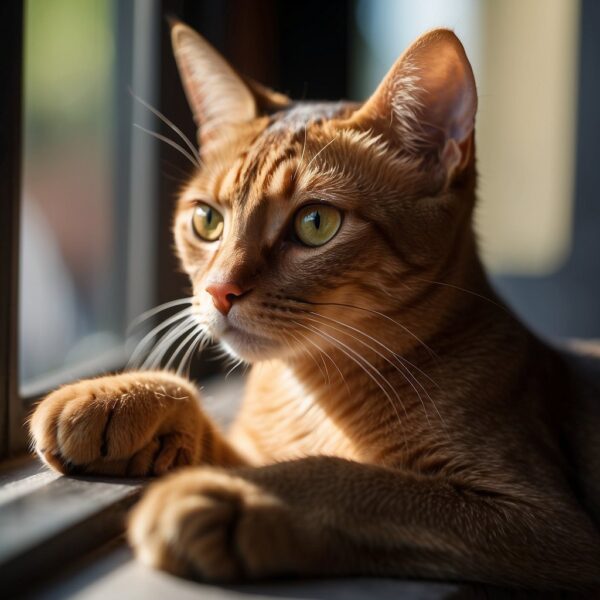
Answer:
[170, 24, 477, 363]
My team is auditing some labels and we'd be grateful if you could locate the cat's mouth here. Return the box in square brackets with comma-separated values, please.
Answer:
[218, 323, 278, 361]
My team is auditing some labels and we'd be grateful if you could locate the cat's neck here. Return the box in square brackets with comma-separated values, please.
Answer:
[280, 250, 530, 401]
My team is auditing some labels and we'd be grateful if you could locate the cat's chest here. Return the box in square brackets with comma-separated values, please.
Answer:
[236, 361, 436, 465]
[237, 363, 362, 462]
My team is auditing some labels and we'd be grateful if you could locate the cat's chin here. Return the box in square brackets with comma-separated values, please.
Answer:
[218, 326, 282, 363]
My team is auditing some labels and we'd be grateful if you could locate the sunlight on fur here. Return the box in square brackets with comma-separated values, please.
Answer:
[29, 20, 600, 592]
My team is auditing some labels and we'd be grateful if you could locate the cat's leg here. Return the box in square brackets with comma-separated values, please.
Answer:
[128, 456, 600, 590]
[29, 371, 245, 477]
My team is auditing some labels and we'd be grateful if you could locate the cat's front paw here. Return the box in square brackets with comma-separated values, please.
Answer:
[29, 372, 203, 477]
[128, 468, 298, 580]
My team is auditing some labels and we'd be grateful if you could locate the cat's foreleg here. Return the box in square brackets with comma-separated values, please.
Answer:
[128, 456, 600, 590]
[29, 371, 245, 476]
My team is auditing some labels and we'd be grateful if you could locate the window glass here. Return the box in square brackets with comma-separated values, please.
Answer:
[19, 0, 122, 384]
[352, 0, 579, 276]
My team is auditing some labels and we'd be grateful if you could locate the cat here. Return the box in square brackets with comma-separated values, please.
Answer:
[29, 21, 600, 591]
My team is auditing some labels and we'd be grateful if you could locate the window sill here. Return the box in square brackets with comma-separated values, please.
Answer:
[0, 456, 141, 596]
[33, 540, 467, 599]
[1, 373, 549, 598]
[0, 373, 244, 596]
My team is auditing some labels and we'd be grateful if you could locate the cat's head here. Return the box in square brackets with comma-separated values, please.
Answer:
[170, 22, 477, 363]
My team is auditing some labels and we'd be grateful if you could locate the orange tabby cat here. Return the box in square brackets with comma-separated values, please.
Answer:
[29, 22, 600, 590]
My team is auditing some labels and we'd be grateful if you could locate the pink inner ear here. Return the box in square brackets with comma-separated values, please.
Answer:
[351, 29, 477, 165]
[412, 42, 477, 145]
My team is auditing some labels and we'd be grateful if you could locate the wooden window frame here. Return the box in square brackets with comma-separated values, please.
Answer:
[0, 0, 25, 460]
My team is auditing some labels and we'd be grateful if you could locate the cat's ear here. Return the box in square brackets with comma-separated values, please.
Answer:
[243, 78, 291, 114]
[351, 28, 477, 182]
[170, 21, 276, 145]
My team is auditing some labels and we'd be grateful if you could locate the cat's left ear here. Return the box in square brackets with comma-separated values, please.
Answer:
[170, 21, 289, 147]
[350, 28, 477, 184]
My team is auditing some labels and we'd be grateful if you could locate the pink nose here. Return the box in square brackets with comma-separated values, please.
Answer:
[205, 282, 244, 316]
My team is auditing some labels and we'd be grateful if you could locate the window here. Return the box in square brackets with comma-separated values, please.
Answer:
[1, 0, 161, 458]
[21, 0, 125, 385]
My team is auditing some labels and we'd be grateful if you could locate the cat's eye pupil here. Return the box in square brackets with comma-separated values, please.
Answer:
[206, 207, 212, 224]
[313, 211, 321, 230]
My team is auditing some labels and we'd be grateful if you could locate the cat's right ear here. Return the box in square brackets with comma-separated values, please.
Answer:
[349, 28, 477, 185]
[170, 21, 289, 147]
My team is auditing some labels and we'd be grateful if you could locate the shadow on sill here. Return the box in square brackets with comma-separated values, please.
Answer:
[31, 540, 588, 600]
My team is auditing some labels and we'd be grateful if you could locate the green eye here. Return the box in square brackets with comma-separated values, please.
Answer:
[294, 204, 342, 247]
[192, 202, 224, 242]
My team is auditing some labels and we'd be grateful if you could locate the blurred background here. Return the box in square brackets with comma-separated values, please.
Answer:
[18, 0, 600, 389]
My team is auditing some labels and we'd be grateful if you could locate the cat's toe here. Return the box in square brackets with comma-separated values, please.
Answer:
[127, 468, 285, 581]
[30, 381, 114, 466]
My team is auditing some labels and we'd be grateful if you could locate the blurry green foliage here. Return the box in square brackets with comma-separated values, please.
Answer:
[23, 0, 115, 151]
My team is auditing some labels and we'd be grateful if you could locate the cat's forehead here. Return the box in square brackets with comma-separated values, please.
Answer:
[187, 100, 359, 209]
[266, 101, 356, 134]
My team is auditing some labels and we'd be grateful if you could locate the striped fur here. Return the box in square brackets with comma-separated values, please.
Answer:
[30, 23, 600, 591]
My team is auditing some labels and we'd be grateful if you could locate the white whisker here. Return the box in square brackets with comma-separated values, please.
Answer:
[287, 330, 328, 386]
[304, 312, 436, 432]
[165, 322, 204, 372]
[128, 307, 194, 367]
[293, 320, 408, 453]
[128, 296, 194, 333]
[133, 124, 200, 170]
[225, 357, 245, 379]
[303, 135, 337, 174]
[130, 89, 201, 163]
[414, 277, 508, 313]
[309, 311, 439, 389]
[293, 329, 351, 399]
[178, 327, 210, 377]
[142, 318, 197, 370]
[294, 299, 438, 360]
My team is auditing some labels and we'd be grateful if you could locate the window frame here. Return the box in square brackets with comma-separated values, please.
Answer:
[0, 0, 25, 460]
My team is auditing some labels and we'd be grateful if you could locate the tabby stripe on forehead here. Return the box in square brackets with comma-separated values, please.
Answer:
[262, 148, 298, 197]
[262, 147, 296, 184]
[232, 151, 249, 188]
[237, 157, 262, 207]
[235, 134, 273, 205]
[228, 130, 269, 204]
[212, 166, 228, 200]
[218, 155, 250, 202]
[277, 163, 297, 199]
